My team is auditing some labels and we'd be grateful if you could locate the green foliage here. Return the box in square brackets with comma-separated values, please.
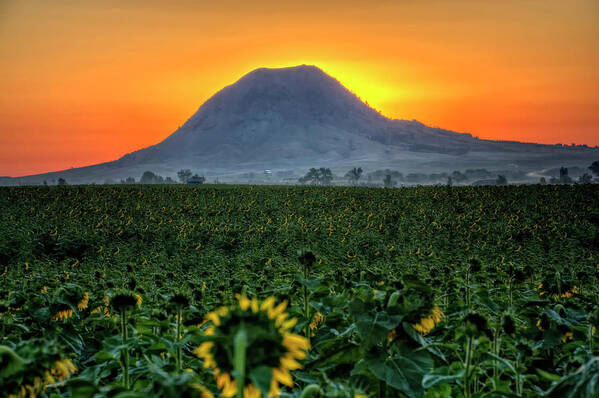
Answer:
[0, 184, 598, 396]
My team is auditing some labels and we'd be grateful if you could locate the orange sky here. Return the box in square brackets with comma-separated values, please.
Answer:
[1, 0, 598, 176]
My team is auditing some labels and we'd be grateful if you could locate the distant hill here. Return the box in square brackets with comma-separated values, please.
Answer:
[4, 65, 598, 185]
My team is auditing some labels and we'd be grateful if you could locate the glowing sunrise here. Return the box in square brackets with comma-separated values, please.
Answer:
[1, 0, 598, 177]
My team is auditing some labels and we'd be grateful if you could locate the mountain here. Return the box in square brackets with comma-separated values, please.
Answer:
[118, 65, 474, 167]
[4, 65, 599, 185]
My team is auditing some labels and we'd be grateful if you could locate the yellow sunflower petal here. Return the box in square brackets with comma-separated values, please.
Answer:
[273, 366, 294, 387]
[217, 373, 237, 397]
[283, 334, 310, 351]
[194, 342, 214, 357]
[412, 323, 426, 333]
[237, 294, 250, 311]
[216, 306, 229, 317]
[289, 348, 307, 360]
[204, 326, 215, 335]
[243, 383, 261, 398]
[269, 378, 281, 397]
[275, 312, 289, 327]
[421, 317, 435, 331]
[206, 312, 221, 326]
[281, 318, 298, 331]
[260, 296, 276, 312]
[251, 297, 259, 313]
[268, 300, 288, 319]
[280, 355, 302, 370]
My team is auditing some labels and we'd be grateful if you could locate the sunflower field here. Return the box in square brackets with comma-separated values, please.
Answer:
[0, 184, 598, 397]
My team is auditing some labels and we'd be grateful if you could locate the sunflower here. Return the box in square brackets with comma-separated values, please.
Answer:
[77, 292, 89, 311]
[193, 294, 310, 397]
[50, 358, 77, 382]
[91, 295, 111, 317]
[537, 279, 579, 300]
[188, 384, 215, 398]
[110, 291, 140, 312]
[561, 331, 573, 343]
[53, 306, 74, 321]
[7, 358, 77, 398]
[559, 286, 579, 299]
[309, 312, 324, 335]
[412, 306, 444, 335]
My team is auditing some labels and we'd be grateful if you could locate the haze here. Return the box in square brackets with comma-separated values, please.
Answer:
[1, 0, 598, 177]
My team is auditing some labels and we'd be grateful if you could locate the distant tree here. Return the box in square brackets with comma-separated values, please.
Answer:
[319, 168, 333, 185]
[383, 174, 396, 188]
[345, 167, 363, 185]
[165, 176, 176, 184]
[496, 175, 508, 186]
[366, 169, 403, 182]
[177, 169, 193, 183]
[299, 168, 320, 185]
[559, 167, 572, 184]
[140, 171, 164, 184]
[579, 173, 592, 184]
[447, 176, 453, 187]
[57, 177, 68, 186]
[299, 168, 333, 185]
[539, 177, 546, 185]
[125, 177, 136, 184]
[140, 171, 155, 184]
[589, 161, 599, 176]
[43, 180, 48, 186]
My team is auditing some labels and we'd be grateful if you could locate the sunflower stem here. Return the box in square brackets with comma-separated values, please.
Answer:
[589, 324, 593, 354]
[175, 306, 182, 372]
[465, 271, 471, 308]
[508, 278, 513, 308]
[233, 328, 248, 398]
[464, 335, 473, 398]
[303, 263, 311, 345]
[120, 309, 130, 389]
[378, 380, 386, 398]
[492, 328, 501, 390]
[515, 357, 521, 396]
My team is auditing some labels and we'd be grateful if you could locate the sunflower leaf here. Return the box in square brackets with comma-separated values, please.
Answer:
[249, 365, 272, 396]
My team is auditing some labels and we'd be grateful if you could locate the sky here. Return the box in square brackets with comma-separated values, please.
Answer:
[1, 0, 598, 177]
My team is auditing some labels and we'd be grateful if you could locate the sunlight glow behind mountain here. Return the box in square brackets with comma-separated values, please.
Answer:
[0, 0, 598, 176]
